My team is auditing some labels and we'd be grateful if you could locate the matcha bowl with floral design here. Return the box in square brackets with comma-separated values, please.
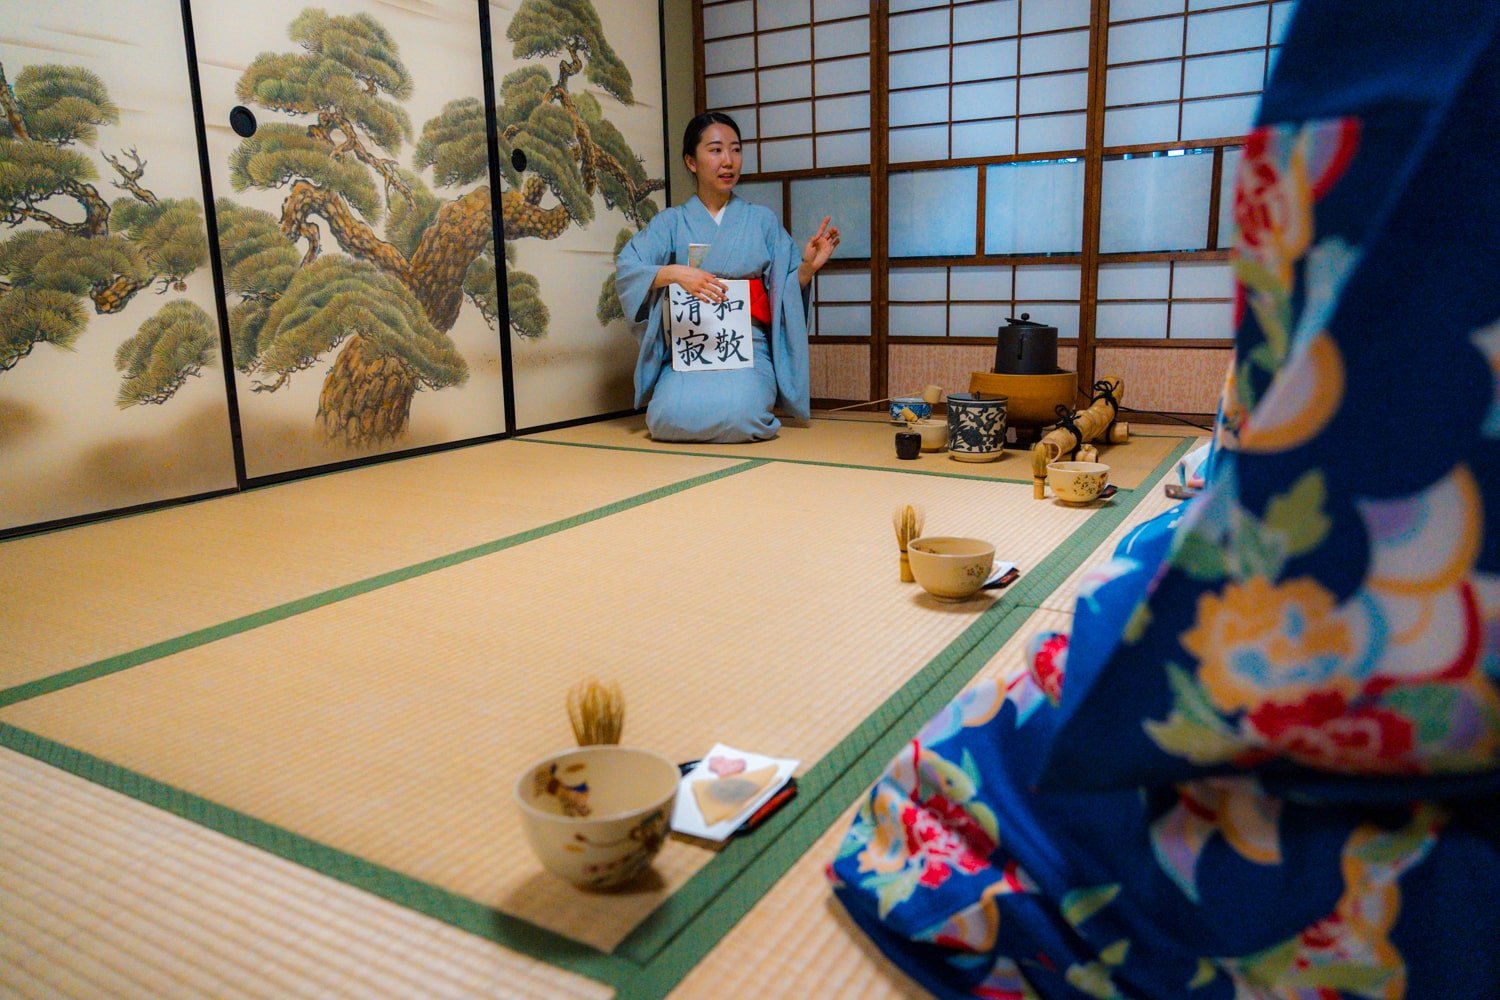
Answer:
[906, 536, 996, 601]
[515, 745, 679, 890]
[1046, 461, 1111, 504]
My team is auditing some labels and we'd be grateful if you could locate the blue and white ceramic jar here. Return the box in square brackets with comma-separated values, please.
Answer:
[946, 393, 1008, 462]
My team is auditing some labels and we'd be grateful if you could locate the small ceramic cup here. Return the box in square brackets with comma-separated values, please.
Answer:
[515, 745, 679, 890]
[895, 431, 922, 460]
[915, 421, 947, 451]
[1047, 461, 1111, 503]
[906, 536, 996, 601]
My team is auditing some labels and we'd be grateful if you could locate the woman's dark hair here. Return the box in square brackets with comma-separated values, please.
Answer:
[682, 111, 741, 160]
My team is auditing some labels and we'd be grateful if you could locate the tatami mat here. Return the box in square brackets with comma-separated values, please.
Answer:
[670, 606, 1075, 1000]
[527, 414, 1189, 489]
[0, 442, 739, 690]
[0, 463, 1096, 955]
[0, 747, 613, 1000]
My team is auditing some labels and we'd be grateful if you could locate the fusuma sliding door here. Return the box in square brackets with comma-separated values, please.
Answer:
[490, 0, 670, 430]
[191, 0, 508, 479]
[0, 1, 237, 532]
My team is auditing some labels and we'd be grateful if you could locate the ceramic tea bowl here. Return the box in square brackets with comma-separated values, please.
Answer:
[890, 396, 933, 423]
[914, 420, 947, 451]
[515, 745, 679, 890]
[907, 536, 996, 601]
[1047, 461, 1111, 503]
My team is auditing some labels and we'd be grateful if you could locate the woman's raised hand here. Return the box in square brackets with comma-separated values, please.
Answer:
[676, 266, 730, 303]
[802, 216, 841, 273]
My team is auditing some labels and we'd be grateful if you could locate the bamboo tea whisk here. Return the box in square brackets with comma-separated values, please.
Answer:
[892, 503, 925, 582]
[567, 679, 625, 746]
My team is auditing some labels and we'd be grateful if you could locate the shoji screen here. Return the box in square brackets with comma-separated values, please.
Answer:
[493, 0, 670, 430]
[0, 1, 237, 533]
[702, 0, 875, 403]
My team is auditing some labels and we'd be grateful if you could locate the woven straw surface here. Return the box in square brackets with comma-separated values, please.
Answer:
[0, 747, 613, 1000]
[0, 442, 737, 688]
[670, 606, 1075, 1000]
[0, 463, 1091, 953]
[529, 415, 1187, 488]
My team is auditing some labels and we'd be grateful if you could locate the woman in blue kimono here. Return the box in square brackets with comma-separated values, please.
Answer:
[614, 113, 839, 442]
[830, 2, 1500, 997]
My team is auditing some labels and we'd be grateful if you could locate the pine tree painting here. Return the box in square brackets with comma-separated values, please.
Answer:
[222, 8, 496, 447]
[495, 0, 665, 338]
[0, 61, 215, 407]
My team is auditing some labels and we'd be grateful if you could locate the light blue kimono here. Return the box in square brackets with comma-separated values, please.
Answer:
[614, 194, 810, 443]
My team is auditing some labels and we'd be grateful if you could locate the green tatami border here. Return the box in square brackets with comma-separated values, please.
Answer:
[0, 458, 763, 710]
[1, 436, 1193, 999]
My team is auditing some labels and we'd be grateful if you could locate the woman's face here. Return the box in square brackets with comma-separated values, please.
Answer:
[686, 123, 741, 197]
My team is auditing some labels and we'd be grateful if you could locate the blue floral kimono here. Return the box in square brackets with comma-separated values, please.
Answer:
[830, 2, 1500, 997]
[614, 194, 810, 442]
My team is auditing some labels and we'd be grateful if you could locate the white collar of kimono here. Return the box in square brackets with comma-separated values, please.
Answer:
[691, 193, 739, 226]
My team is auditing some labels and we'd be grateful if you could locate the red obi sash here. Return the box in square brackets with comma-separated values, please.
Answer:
[748, 277, 772, 327]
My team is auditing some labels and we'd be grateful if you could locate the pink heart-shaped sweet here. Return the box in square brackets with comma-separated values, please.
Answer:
[707, 755, 746, 777]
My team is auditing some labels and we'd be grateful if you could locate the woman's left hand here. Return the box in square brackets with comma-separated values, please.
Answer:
[802, 216, 840, 273]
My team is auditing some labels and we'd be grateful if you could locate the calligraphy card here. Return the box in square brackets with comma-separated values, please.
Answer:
[666, 279, 754, 372]
[671, 743, 799, 842]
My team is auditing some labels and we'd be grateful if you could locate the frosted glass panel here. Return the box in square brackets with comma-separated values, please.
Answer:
[951, 304, 1007, 337]
[735, 180, 783, 224]
[1097, 262, 1171, 299]
[950, 267, 1012, 300]
[1186, 7, 1269, 55]
[759, 28, 812, 67]
[889, 268, 947, 301]
[1104, 104, 1179, 146]
[816, 57, 870, 95]
[1013, 302, 1079, 338]
[1097, 302, 1169, 338]
[890, 49, 950, 89]
[1171, 301, 1235, 338]
[890, 87, 949, 127]
[1217, 146, 1242, 246]
[889, 305, 947, 337]
[1184, 51, 1266, 98]
[758, 0, 809, 30]
[891, 0, 947, 9]
[1018, 112, 1086, 154]
[1109, 19, 1184, 63]
[791, 174, 872, 257]
[1019, 72, 1088, 115]
[759, 65, 812, 102]
[955, 0, 1019, 42]
[703, 1, 754, 39]
[889, 168, 979, 257]
[817, 131, 870, 166]
[954, 40, 1018, 82]
[1020, 30, 1090, 74]
[817, 270, 872, 300]
[953, 80, 1016, 119]
[1173, 260, 1234, 298]
[1270, 2, 1297, 44]
[815, 19, 870, 59]
[952, 119, 1016, 158]
[985, 159, 1084, 254]
[817, 304, 870, 335]
[1111, 0, 1183, 18]
[759, 137, 814, 172]
[889, 125, 949, 164]
[1108, 62, 1182, 107]
[1023, 0, 1090, 32]
[741, 141, 759, 173]
[1100, 153, 1214, 252]
[1190, 0, 1256, 9]
[817, 95, 870, 131]
[705, 36, 756, 73]
[1181, 95, 1259, 140]
[707, 72, 757, 108]
[760, 102, 812, 137]
[890, 8, 950, 50]
[1014, 264, 1081, 300]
